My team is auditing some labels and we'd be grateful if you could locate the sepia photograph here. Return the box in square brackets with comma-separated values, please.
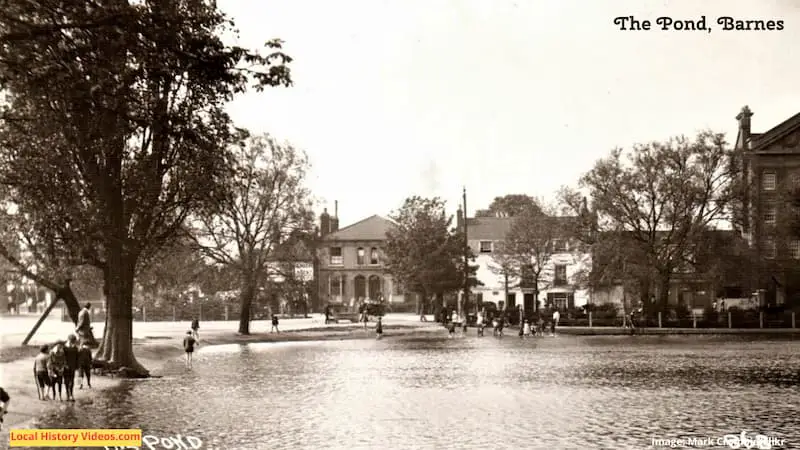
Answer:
[0, 0, 799, 449]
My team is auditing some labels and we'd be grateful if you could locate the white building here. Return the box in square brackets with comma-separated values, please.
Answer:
[458, 211, 592, 314]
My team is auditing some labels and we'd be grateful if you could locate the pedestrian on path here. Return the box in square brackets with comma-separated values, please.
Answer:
[375, 317, 383, 340]
[183, 330, 197, 369]
[551, 309, 560, 336]
[271, 314, 280, 333]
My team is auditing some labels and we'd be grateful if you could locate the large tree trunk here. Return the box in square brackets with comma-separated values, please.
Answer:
[95, 248, 148, 378]
[238, 278, 256, 335]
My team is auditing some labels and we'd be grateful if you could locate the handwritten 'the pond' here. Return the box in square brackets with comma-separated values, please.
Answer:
[104, 433, 203, 450]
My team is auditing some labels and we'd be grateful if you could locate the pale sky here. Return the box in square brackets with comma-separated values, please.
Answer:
[220, 0, 800, 227]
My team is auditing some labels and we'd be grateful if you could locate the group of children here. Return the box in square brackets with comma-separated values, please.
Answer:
[33, 334, 94, 402]
[445, 311, 560, 338]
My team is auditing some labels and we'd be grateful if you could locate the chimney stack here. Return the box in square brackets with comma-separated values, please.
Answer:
[737, 105, 753, 147]
[320, 208, 331, 236]
[331, 201, 339, 232]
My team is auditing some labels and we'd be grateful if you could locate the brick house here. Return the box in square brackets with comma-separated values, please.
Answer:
[316, 209, 406, 311]
[732, 105, 800, 306]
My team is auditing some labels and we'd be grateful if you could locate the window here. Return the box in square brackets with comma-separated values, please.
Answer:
[762, 171, 777, 191]
[553, 239, 568, 252]
[792, 172, 800, 188]
[330, 247, 343, 265]
[763, 204, 777, 225]
[764, 238, 777, 259]
[792, 240, 800, 259]
[329, 275, 343, 297]
[479, 241, 493, 253]
[356, 247, 365, 265]
[548, 293, 568, 311]
[554, 264, 567, 286]
[370, 247, 379, 265]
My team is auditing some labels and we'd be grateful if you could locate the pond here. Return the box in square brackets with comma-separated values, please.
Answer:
[25, 334, 800, 449]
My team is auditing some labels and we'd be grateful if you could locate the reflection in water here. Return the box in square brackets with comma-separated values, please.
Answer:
[26, 335, 800, 449]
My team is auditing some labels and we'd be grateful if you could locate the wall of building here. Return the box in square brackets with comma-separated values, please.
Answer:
[470, 248, 592, 309]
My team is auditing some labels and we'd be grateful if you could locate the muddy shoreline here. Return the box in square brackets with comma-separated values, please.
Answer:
[0, 324, 440, 434]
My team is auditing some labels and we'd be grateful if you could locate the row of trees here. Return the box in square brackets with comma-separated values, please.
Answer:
[390, 130, 768, 320]
[0, 1, 314, 377]
[560, 131, 740, 315]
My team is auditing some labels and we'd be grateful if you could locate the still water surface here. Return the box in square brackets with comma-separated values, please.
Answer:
[29, 334, 800, 449]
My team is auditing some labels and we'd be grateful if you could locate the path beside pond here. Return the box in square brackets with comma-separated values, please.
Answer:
[0, 313, 441, 432]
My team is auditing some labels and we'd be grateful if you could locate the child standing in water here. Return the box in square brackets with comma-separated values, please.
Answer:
[183, 330, 197, 369]
[375, 317, 383, 340]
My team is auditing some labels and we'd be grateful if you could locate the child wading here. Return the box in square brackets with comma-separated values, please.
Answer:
[183, 331, 197, 369]
[77, 341, 92, 389]
[271, 314, 280, 333]
[523, 319, 532, 337]
[375, 317, 383, 340]
[448, 321, 456, 338]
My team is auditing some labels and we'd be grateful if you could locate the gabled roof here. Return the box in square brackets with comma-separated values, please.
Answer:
[321, 215, 396, 241]
[467, 215, 579, 240]
[751, 111, 800, 152]
[467, 217, 513, 240]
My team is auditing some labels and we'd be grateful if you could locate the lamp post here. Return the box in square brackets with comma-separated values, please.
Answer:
[461, 187, 469, 319]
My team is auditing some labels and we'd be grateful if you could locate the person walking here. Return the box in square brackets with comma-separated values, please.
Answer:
[62, 335, 79, 402]
[361, 307, 369, 330]
[375, 316, 384, 340]
[190, 317, 200, 341]
[551, 309, 560, 336]
[183, 330, 197, 369]
[271, 314, 280, 333]
[75, 303, 93, 343]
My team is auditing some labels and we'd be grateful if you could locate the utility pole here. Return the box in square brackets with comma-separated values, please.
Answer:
[461, 187, 469, 319]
